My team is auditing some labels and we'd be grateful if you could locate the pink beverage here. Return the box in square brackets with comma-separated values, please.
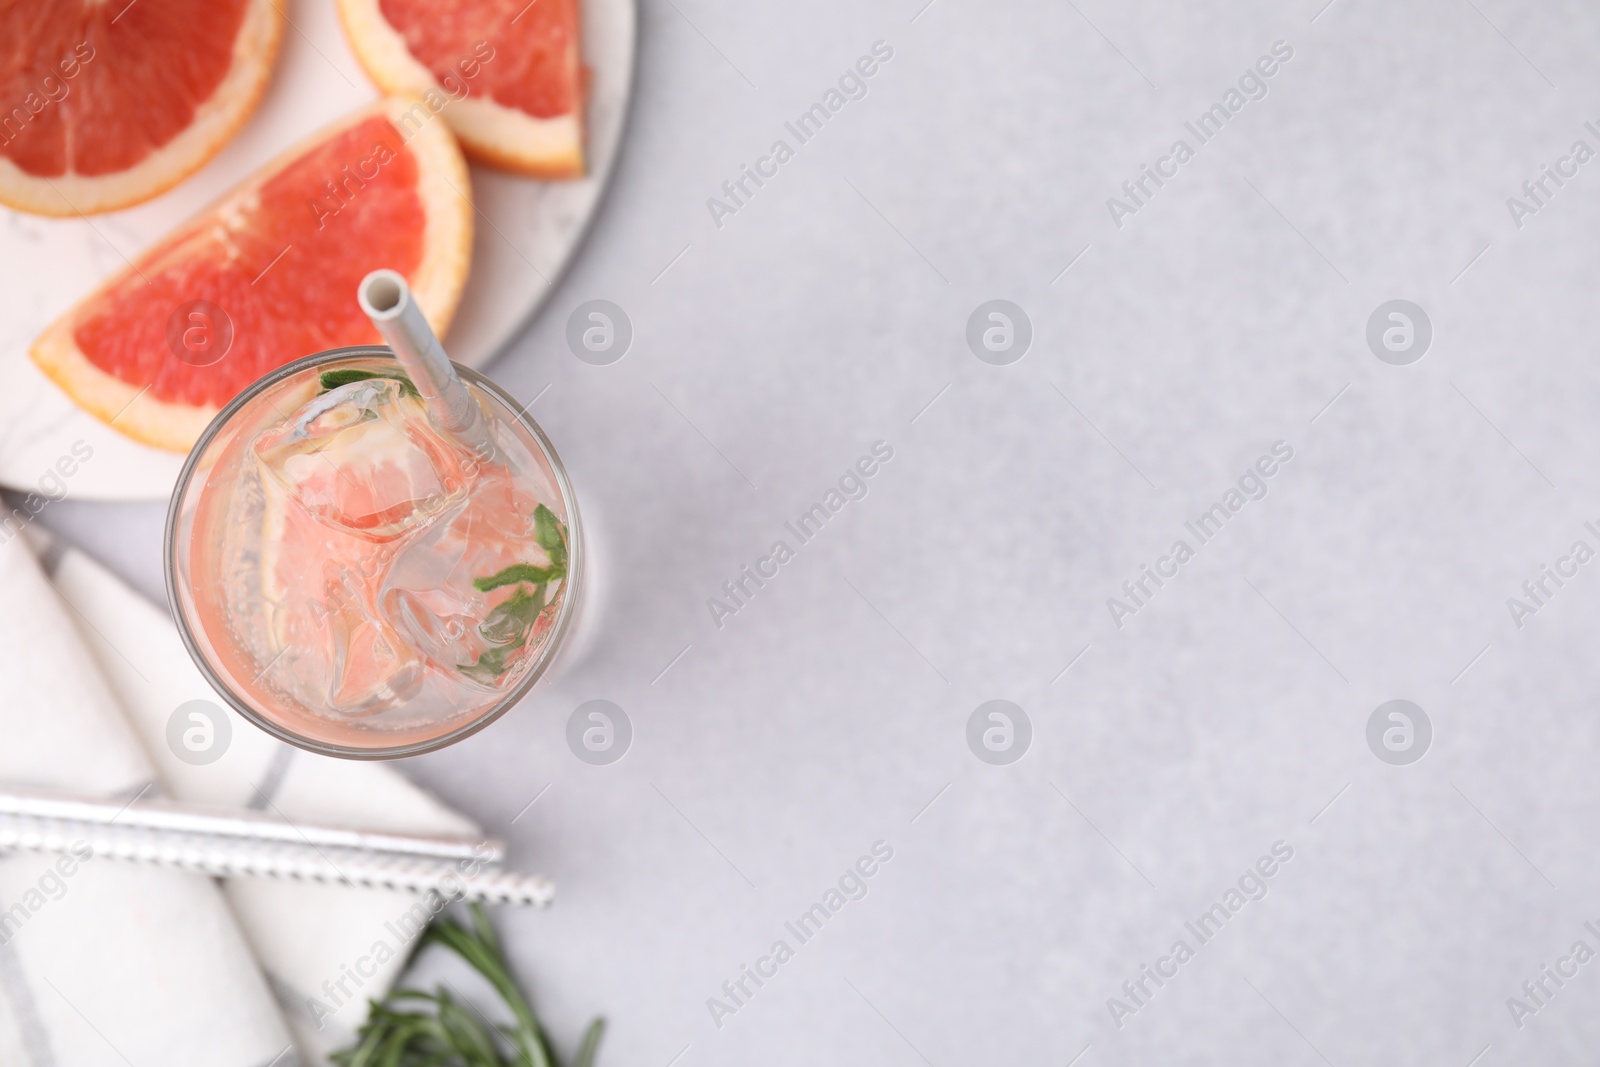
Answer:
[167, 346, 583, 758]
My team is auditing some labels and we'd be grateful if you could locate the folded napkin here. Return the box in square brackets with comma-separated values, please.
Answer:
[11, 527, 489, 1065]
[0, 528, 293, 1067]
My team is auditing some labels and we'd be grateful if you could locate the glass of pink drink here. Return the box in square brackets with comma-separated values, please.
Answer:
[166, 345, 583, 758]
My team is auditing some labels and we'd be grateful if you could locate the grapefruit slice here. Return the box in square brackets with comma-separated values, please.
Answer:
[29, 97, 473, 452]
[336, 0, 585, 178]
[0, 0, 283, 216]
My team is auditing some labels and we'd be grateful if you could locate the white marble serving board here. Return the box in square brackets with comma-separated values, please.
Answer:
[0, 0, 634, 501]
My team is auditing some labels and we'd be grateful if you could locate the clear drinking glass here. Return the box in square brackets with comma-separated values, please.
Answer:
[165, 345, 584, 759]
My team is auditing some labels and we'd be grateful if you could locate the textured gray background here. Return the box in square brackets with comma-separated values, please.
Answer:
[31, 0, 1600, 1063]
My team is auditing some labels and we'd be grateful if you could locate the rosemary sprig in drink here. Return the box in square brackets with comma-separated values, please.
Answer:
[459, 505, 568, 682]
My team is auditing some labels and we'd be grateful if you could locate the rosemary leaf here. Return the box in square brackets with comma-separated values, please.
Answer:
[533, 505, 567, 568]
[319, 368, 421, 398]
[474, 564, 557, 592]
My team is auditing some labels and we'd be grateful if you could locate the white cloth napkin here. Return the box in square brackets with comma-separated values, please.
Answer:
[0, 528, 293, 1067]
[12, 527, 487, 1065]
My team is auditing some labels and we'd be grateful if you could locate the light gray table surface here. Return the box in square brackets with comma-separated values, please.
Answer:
[29, 0, 1600, 1063]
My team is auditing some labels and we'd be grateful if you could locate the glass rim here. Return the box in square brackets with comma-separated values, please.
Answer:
[163, 344, 585, 761]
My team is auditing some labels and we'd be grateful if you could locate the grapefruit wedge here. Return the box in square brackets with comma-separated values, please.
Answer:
[0, 0, 283, 216]
[30, 97, 473, 452]
[336, 0, 585, 178]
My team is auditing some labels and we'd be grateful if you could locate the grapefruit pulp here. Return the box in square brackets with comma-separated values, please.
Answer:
[29, 97, 473, 452]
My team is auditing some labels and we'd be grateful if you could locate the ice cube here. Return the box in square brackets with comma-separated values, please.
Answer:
[253, 378, 472, 543]
[378, 466, 568, 689]
[270, 559, 424, 716]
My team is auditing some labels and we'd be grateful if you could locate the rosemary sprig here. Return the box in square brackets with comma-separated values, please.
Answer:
[332, 903, 604, 1067]
[459, 505, 569, 681]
